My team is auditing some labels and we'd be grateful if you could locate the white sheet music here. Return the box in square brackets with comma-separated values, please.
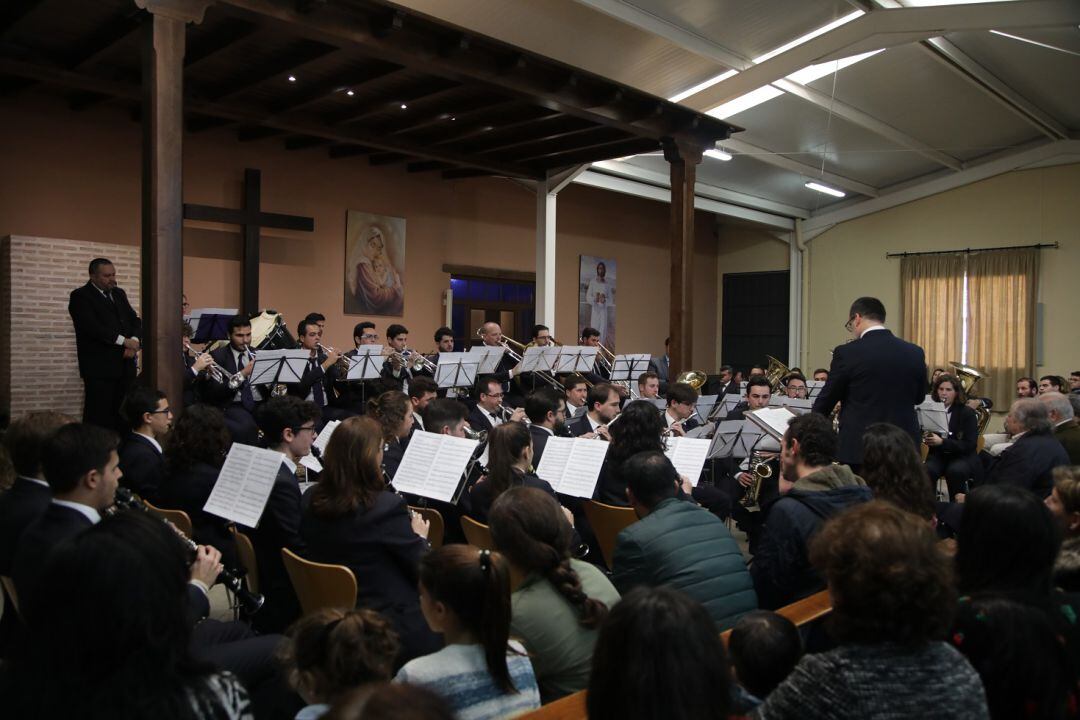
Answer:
[300, 454, 323, 474]
[746, 407, 796, 440]
[467, 346, 505, 374]
[664, 437, 711, 487]
[555, 346, 598, 374]
[535, 436, 610, 498]
[520, 346, 556, 373]
[249, 349, 311, 386]
[313, 420, 341, 454]
[917, 399, 949, 434]
[610, 353, 651, 382]
[345, 346, 384, 380]
[435, 352, 478, 389]
[203, 444, 286, 527]
[768, 396, 813, 415]
[391, 431, 479, 502]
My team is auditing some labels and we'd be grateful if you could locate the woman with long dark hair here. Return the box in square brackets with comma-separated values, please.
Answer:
[300, 416, 438, 664]
[461, 422, 562, 524]
[488, 487, 619, 702]
[396, 545, 540, 718]
[368, 391, 413, 479]
[2, 511, 253, 719]
[924, 374, 981, 501]
[595, 400, 665, 505]
[860, 422, 936, 522]
[158, 404, 238, 567]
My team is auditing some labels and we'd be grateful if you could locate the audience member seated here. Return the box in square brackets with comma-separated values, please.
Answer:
[248, 396, 320, 634]
[323, 683, 454, 720]
[611, 451, 756, 630]
[755, 502, 988, 719]
[158, 404, 239, 569]
[11, 423, 120, 604]
[1048, 467, 1080, 591]
[860, 422, 936, 523]
[1016, 375, 1038, 399]
[949, 595, 1076, 720]
[1039, 391, 1080, 464]
[460, 421, 561, 525]
[280, 608, 400, 720]
[728, 610, 803, 711]
[1039, 375, 1066, 394]
[587, 586, 733, 720]
[300, 416, 438, 664]
[923, 373, 982, 501]
[593, 399, 665, 506]
[488, 487, 619, 702]
[117, 385, 172, 503]
[395, 545, 540, 718]
[1, 512, 252, 718]
[370, 390, 414, 480]
[751, 413, 871, 609]
[975, 398, 1069, 499]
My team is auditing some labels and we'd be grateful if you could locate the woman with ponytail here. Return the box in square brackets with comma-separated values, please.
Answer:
[461, 421, 562, 524]
[368, 390, 413, 479]
[395, 545, 540, 719]
[488, 487, 620, 702]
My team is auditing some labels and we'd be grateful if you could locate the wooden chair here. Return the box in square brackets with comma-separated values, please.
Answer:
[230, 526, 260, 595]
[143, 500, 193, 538]
[411, 506, 444, 549]
[920, 442, 929, 461]
[1, 575, 19, 617]
[517, 690, 588, 720]
[977, 435, 985, 454]
[461, 515, 494, 550]
[582, 500, 638, 569]
[281, 548, 357, 615]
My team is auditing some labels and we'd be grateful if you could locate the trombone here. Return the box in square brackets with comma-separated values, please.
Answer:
[596, 342, 616, 376]
[474, 328, 565, 391]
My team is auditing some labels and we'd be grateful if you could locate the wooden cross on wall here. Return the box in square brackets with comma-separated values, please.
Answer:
[183, 168, 315, 314]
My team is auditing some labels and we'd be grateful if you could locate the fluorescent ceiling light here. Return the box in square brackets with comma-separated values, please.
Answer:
[785, 49, 884, 85]
[753, 10, 864, 63]
[899, 0, 1016, 6]
[707, 85, 784, 119]
[805, 181, 846, 198]
[705, 149, 732, 161]
[667, 70, 739, 104]
[989, 29, 1080, 58]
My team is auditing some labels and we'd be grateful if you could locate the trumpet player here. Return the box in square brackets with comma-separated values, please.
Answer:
[467, 377, 526, 433]
[290, 318, 344, 422]
[203, 315, 261, 446]
[381, 323, 413, 389]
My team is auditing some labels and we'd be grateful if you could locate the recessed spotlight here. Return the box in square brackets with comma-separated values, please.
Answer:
[705, 149, 732, 162]
[400, 104, 408, 109]
[450, 116, 456, 121]
[805, 181, 846, 198]
[346, 90, 355, 96]
[287, 75, 297, 82]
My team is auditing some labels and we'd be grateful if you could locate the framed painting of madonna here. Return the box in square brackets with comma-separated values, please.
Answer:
[344, 211, 406, 316]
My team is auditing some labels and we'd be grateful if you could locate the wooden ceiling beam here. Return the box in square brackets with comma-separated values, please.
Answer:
[325, 81, 461, 127]
[197, 39, 340, 101]
[470, 119, 600, 155]
[407, 160, 451, 173]
[237, 125, 284, 141]
[328, 144, 375, 158]
[0, 0, 45, 38]
[267, 62, 404, 114]
[443, 168, 493, 180]
[522, 137, 660, 168]
[64, 10, 148, 69]
[369, 152, 408, 166]
[284, 135, 332, 150]
[383, 97, 516, 137]
[185, 18, 260, 68]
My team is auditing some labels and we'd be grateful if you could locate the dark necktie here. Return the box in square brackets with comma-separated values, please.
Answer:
[311, 358, 326, 406]
[238, 352, 255, 412]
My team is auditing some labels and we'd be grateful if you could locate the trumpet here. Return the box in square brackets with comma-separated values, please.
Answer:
[401, 346, 437, 373]
[317, 342, 350, 374]
[185, 340, 244, 389]
[109, 487, 265, 616]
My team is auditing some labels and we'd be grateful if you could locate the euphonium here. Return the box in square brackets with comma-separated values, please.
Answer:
[949, 361, 991, 433]
[740, 450, 774, 510]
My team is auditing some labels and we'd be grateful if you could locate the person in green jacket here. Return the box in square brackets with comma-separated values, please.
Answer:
[612, 451, 757, 630]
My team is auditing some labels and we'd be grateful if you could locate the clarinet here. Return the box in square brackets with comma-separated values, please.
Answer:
[111, 487, 265, 615]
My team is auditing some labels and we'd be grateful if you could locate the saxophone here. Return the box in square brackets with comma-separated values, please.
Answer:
[740, 450, 774, 511]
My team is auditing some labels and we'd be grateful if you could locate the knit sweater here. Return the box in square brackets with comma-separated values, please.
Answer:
[753, 642, 988, 719]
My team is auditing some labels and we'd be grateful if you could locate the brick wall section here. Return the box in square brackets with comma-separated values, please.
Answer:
[1, 236, 140, 421]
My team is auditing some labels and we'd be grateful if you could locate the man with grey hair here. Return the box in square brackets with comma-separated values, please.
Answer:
[979, 398, 1070, 498]
[1040, 391, 1080, 464]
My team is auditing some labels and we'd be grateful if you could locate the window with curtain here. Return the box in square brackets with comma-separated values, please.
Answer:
[901, 248, 1037, 410]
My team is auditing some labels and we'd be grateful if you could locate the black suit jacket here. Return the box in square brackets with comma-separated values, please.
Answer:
[568, 413, 596, 437]
[530, 425, 554, 466]
[68, 282, 141, 379]
[0, 477, 52, 576]
[928, 403, 979, 460]
[984, 430, 1071, 498]
[287, 351, 338, 407]
[812, 329, 927, 464]
[467, 406, 500, 434]
[201, 344, 263, 407]
[461, 471, 558, 525]
[118, 433, 164, 503]
[382, 438, 408, 480]
[11, 503, 95, 606]
[157, 460, 238, 569]
[241, 462, 304, 632]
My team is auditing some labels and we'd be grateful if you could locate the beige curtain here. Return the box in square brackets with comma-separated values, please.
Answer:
[966, 249, 1038, 411]
[900, 254, 964, 379]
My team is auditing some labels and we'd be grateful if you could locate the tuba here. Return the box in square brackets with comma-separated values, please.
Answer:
[949, 361, 991, 433]
[675, 370, 707, 390]
[763, 355, 791, 395]
[740, 450, 774, 511]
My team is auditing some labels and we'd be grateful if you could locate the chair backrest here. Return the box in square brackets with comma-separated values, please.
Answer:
[517, 690, 588, 720]
[143, 500, 193, 538]
[920, 442, 930, 461]
[230, 526, 260, 595]
[583, 500, 638, 569]
[411, 506, 444, 549]
[281, 548, 357, 615]
[460, 515, 494, 551]
[976, 435, 985, 454]
[1, 575, 19, 617]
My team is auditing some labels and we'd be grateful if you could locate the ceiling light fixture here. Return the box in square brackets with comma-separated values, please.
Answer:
[705, 149, 732, 161]
[287, 75, 297, 82]
[346, 90, 355, 96]
[805, 181, 846, 198]
[400, 103, 408, 109]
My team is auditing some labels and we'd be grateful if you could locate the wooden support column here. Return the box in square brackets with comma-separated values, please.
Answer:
[663, 139, 704, 378]
[137, 0, 210, 408]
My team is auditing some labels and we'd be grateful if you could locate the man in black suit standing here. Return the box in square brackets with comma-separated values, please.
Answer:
[117, 386, 172, 504]
[812, 297, 927, 467]
[68, 258, 142, 431]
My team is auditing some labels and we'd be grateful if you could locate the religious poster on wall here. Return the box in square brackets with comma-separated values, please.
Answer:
[344, 211, 406, 316]
[578, 255, 616, 348]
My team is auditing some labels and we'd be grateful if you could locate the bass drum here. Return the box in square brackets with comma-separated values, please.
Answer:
[250, 310, 296, 351]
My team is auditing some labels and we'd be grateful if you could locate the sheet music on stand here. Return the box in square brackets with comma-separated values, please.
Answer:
[189, 307, 239, 342]
[695, 394, 719, 422]
[713, 393, 743, 419]
[534, 436, 610, 499]
[768, 396, 813, 415]
[806, 380, 825, 400]
[249, 350, 311, 386]
[609, 354, 651, 383]
[708, 420, 757, 460]
[643, 398, 667, 412]
[313, 420, 341, 454]
[435, 352, 480, 390]
[664, 437, 712, 487]
[345, 346, 385, 381]
[465, 346, 505, 375]
[390, 431, 480, 503]
[746, 407, 797, 441]
[917, 399, 949, 434]
[685, 421, 714, 439]
[555, 346, 599, 375]
[520, 346, 561, 375]
[203, 444, 287, 527]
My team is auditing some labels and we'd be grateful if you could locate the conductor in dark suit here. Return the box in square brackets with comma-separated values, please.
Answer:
[68, 258, 142, 431]
[812, 297, 927, 467]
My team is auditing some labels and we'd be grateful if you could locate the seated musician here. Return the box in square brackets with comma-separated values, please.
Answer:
[477, 322, 522, 406]
[568, 383, 619, 439]
[380, 323, 414, 390]
[525, 389, 570, 467]
[432, 326, 461, 399]
[412, 398, 472, 545]
[290, 317, 345, 425]
[562, 374, 589, 419]
[335, 321, 382, 415]
[924, 373, 983, 501]
[371, 390, 414, 480]
[461, 422, 564, 525]
[203, 314, 261, 446]
[117, 386, 172, 504]
[181, 321, 213, 406]
[514, 324, 556, 396]
[407, 376, 439, 434]
[705, 365, 739, 397]
[719, 376, 779, 539]
[594, 400, 673, 507]
[467, 376, 526, 435]
[579, 326, 611, 386]
[782, 373, 808, 400]
[637, 371, 661, 400]
[304, 312, 325, 340]
[663, 382, 700, 437]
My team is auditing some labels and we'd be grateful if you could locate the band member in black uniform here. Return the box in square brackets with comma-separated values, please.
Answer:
[381, 324, 412, 390]
[289, 318, 345, 426]
[719, 375, 780, 547]
[335, 321, 383, 415]
[514, 324, 556, 397]
[181, 321, 214, 407]
[203, 315, 261, 446]
[67, 258, 142, 431]
[663, 382, 701, 436]
[579, 326, 611, 387]
[477, 322, 522, 407]
[467, 376, 526, 434]
[371, 390, 414, 480]
[524, 389, 570, 467]
[562, 374, 590, 419]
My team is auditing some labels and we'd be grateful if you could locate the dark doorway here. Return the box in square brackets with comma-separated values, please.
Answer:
[721, 270, 789, 372]
[450, 276, 536, 349]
